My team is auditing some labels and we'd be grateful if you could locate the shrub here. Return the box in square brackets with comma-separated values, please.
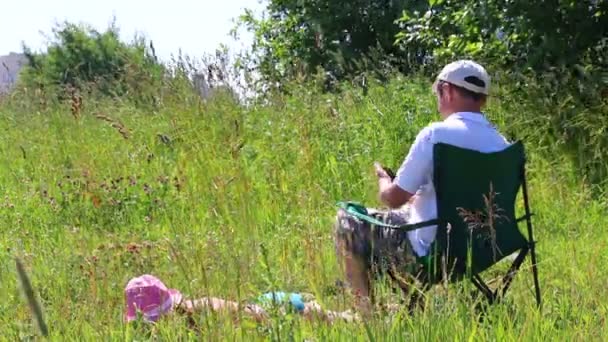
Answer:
[19, 20, 164, 106]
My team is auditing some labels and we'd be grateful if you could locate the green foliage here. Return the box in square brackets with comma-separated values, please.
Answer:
[494, 64, 608, 188]
[238, 1, 608, 188]
[236, 0, 428, 88]
[240, 0, 607, 87]
[395, 0, 608, 186]
[396, 0, 608, 71]
[20, 21, 164, 104]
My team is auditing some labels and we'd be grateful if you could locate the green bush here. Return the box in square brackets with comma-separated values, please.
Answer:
[393, 1, 608, 187]
[20, 21, 164, 106]
[236, 0, 429, 89]
[494, 64, 608, 189]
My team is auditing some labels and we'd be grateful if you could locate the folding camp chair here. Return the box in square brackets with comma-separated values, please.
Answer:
[339, 141, 541, 309]
[415, 140, 542, 308]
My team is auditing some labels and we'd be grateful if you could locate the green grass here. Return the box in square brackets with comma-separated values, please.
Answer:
[1, 77, 607, 341]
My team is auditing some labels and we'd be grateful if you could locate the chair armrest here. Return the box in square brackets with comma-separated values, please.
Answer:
[337, 201, 439, 231]
[392, 219, 440, 232]
[516, 213, 534, 223]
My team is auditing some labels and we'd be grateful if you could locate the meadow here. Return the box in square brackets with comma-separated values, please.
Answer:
[1, 76, 607, 341]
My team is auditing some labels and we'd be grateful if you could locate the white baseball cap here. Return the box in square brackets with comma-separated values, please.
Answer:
[433, 60, 490, 95]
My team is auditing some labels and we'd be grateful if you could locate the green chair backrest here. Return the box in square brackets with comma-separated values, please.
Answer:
[429, 141, 529, 281]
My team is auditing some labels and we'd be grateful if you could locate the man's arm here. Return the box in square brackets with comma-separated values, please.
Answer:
[375, 163, 413, 208]
[376, 126, 434, 208]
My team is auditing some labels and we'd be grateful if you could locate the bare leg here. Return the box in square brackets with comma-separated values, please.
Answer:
[302, 300, 359, 323]
[335, 238, 370, 296]
[334, 206, 415, 316]
[334, 209, 373, 315]
[179, 297, 268, 323]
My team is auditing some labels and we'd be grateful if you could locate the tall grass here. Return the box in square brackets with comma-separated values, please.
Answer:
[1, 75, 607, 340]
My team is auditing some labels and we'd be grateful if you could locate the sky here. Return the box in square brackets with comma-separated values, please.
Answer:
[0, 0, 265, 61]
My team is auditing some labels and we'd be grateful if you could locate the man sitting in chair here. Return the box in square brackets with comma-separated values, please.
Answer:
[334, 60, 511, 314]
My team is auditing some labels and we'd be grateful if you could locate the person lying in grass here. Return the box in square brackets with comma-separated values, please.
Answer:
[124, 274, 358, 325]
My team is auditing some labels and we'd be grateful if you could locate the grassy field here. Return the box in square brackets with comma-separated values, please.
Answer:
[1, 78, 607, 341]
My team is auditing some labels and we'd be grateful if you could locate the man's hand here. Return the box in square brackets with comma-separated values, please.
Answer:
[374, 162, 391, 180]
[374, 162, 413, 209]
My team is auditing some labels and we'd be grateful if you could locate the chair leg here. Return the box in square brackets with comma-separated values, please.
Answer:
[498, 247, 529, 300]
[521, 170, 542, 309]
[529, 242, 542, 308]
[469, 246, 538, 308]
[471, 274, 495, 304]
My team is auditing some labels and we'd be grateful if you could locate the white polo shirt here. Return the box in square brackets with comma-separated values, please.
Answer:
[394, 112, 510, 257]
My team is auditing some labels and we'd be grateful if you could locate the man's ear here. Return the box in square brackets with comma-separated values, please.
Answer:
[445, 84, 455, 102]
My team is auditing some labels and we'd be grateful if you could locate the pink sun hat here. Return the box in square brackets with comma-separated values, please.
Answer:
[124, 274, 183, 322]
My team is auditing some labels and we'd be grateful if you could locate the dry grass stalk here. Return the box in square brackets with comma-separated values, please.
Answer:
[67, 85, 82, 119]
[457, 183, 509, 260]
[94, 112, 130, 139]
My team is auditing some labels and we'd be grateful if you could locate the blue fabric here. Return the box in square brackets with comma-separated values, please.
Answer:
[257, 292, 305, 312]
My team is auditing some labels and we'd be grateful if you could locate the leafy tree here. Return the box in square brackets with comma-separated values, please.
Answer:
[20, 20, 164, 101]
[396, 0, 608, 187]
[237, 0, 428, 88]
[396, 0, 608, 73]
